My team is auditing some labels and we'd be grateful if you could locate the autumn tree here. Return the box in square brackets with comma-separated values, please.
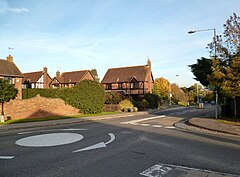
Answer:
[0, 80, 18, 122]
[208, 13, 240, 98]
[153, 77, 170, 99]
[170, 83, 188, 103]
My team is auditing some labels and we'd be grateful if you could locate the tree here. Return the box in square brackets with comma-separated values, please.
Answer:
[154, 77, 170, 98]
[90, 69, 100, 82]
[0, 80, 18, 122]
[208, 13, 240, 98]
[189, 57, 212, 87]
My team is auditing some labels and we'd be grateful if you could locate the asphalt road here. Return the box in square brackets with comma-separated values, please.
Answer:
[0, 107, 239, 177]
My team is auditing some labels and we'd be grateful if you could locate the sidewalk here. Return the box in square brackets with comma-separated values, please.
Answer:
[188, 118, 240, 136]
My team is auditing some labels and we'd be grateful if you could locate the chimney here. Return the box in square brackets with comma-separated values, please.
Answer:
[43, 67, 49, 88]
[147, 59, 153, 93]
[56, 70, 60, 78]
[7, 55, 13, 62]
[147, 58, 151, 69]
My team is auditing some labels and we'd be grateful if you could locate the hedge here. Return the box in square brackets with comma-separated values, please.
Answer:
[22, 80, 105, 114]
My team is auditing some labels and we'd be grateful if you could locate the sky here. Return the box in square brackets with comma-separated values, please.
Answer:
[0, 0, 240, 87]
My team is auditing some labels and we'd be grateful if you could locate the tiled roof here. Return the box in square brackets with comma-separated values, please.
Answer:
[0, 59, 23, 77]
[23, 71, 43, 83]
[101, 65, 150, 84]
[57, 70, 90, 84]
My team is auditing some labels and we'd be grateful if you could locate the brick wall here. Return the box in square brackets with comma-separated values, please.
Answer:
[4, 95, 80, 120]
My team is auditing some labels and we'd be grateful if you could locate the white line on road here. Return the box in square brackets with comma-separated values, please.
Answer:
[0, 156, 15, 160]
[140, 124, 150, 127]
[165, 126, 175, 129]
[121, 115, 166, 125]
[73, 133, 115, 153]
[140, 163, 239, 177]
[151, 125, 163, 128]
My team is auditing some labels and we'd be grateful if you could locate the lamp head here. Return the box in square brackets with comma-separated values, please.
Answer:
[188, 30, 196, 34]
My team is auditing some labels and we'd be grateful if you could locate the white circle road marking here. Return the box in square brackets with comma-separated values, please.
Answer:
[15, 133, 83, 147]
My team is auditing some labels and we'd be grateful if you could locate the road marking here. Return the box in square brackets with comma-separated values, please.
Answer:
[165, 126, 175, 129]
[140, 164, 172, 177]
[18, 128, 87, 135]
[16, 133, 83, 147]
[140, 124, 150, 127]
[73, 133, 115, 153]
[0, 156, 15, 160]
[151, 125, 163, 128]
[121, 115, 165, 125]
[140, 163, 239, 177]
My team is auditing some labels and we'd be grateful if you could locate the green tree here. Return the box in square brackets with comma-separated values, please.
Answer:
[90, 69, 100, 82]
[0, 80, 18, 122]
[189, 57, 212, 87]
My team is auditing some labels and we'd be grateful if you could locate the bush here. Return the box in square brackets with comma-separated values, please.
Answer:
[22, 80, 105, 114]
[119, 99, 134, 112]
[105, 91, 124, 104]
[143, 93, 161, 109]
[68, 80, 105, 114]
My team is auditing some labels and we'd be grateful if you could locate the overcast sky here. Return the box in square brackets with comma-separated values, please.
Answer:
[0, 0, 240, 87]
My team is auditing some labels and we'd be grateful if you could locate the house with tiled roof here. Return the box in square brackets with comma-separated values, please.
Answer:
[22, 67, 52, 89]
[0, 55, 23, 99]
[50, 70, 95, 88]
[101, 59, 154, 96]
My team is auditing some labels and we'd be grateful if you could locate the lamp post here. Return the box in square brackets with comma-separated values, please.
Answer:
[188, 28, 218, 118]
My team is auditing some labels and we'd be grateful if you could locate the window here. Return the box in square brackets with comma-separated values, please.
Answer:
[4, 77, 14, 84]
[118, 83, 122, 89]
[130, 82, 139, 89]
[106, 84, 112, 90]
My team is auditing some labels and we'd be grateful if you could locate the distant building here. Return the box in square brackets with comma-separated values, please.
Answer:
[50, 70, 95, 88]
[0, 55, 23, 99]
[22, 67, 52, 89]
[101, 59, 154, 96]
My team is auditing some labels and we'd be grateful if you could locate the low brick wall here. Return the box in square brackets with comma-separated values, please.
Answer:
[103, 104, 120, 112]
[4, 95, 80, 120]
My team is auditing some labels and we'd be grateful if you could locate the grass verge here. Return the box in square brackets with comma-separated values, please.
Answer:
[1, 112, 121, 124]
[217, 119, 240, 126]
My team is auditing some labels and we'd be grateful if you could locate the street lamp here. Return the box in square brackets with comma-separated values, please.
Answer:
[188, 28, 218, 118]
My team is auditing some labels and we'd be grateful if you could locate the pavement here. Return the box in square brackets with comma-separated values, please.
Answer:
[0, 110, 239, 136]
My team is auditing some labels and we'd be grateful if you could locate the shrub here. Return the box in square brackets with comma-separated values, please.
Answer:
[105, 91, 123, 104]
[119, 99, 134, 111]
[22, 80, 105, 114]
[69, 80, 105, 114]
[143, 93, 161, 109]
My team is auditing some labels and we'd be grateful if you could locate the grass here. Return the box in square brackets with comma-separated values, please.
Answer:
[217, 118, 240, 126]
[1, 112, 121, 125]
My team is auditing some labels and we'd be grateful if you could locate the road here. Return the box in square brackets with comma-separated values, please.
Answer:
[0, 107, 239, 177]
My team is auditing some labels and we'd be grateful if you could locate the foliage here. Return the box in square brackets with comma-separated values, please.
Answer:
[189, 57, 212, 87]
[66, 80, 105, 114]
[0, 80, 18, 115]
[22, 80, 105, 114]
[90, 69, 100, 82]
[208, 13, 240, 98]
[0, 80, 18, 103]
[143, 93, 161, 109]
[154, 77, 169, 98]
[22, 88, 61, 99]
[105, 91, 124, 104]
[170, 83, 188, 103]
[119, 99, 134, 111]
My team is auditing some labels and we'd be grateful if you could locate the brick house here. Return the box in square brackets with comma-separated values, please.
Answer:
[0, 55, 23, 99]
[22, 67, 52, 89]
[101, 59, 154, 96]
[50, 70, 95, 88]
